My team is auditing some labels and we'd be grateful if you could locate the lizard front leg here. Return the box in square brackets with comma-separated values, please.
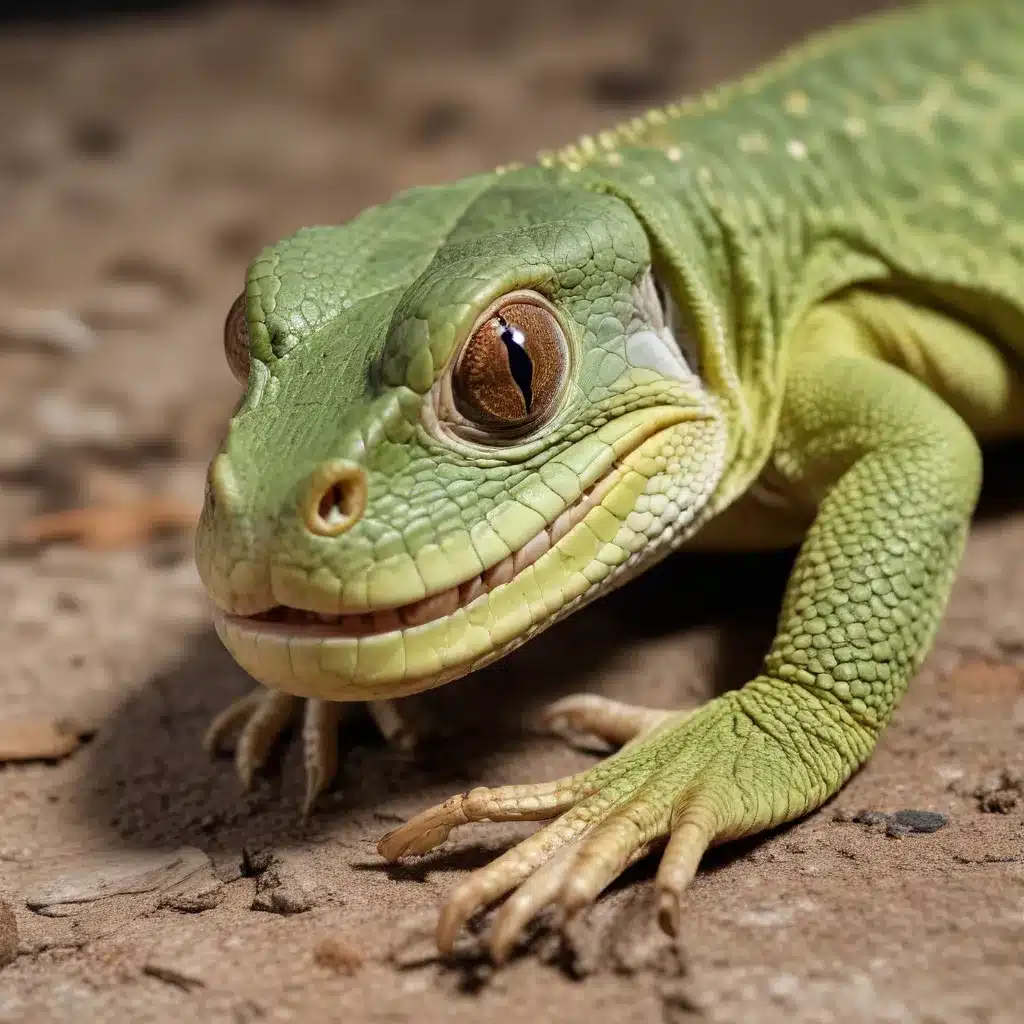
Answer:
[379, 324, 983, 961]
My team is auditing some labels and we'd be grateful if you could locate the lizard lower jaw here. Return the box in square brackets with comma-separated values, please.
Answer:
[219, 470, 617, 642]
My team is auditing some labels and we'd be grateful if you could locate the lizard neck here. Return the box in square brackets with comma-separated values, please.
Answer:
[569, 156, 783, 520]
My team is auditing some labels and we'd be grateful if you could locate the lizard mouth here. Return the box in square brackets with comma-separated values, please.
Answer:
[208, 404, 726, 700]
[222, 471, 619, 640]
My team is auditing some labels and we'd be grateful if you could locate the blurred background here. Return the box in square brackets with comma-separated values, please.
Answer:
[6, 5, 1024, 1022]
[0, 0, 897, 550]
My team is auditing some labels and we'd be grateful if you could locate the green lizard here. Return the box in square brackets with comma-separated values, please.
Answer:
[195, 0, 1024, 962]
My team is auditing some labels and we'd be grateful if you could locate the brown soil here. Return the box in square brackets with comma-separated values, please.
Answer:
[1, 2, 1022, 1022]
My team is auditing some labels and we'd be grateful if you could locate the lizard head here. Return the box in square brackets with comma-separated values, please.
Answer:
[196, 167, 728, 700]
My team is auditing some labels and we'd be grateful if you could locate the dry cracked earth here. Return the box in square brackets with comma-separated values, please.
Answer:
[0, 2, 1022, 1022]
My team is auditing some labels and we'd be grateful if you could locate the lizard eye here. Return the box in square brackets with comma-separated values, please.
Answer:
[452, 297, 567, 431]
[223, 293, 250, 383]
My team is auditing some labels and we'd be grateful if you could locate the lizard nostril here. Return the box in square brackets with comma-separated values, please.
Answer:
[303, 460, 367, 537]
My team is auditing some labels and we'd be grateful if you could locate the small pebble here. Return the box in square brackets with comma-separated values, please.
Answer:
[250, 852, 314, 915]
[840, 808, 949, 837]
[0, 717, 82, 763]
[888, 809, 948, 835]
[312, 936, 363, 975]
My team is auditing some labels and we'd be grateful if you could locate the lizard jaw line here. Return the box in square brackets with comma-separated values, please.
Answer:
[219, 470, 619, 642]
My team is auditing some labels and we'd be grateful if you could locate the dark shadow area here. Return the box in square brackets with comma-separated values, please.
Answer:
[975, 437, 1024, 521]
[0, 1, 210, 26]
[76, 541, 794, 850]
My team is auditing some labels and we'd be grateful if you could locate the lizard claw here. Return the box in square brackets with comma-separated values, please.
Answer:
[366, 699, 420, 753]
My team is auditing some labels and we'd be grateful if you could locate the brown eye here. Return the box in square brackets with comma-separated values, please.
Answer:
[452, 299, 567, 431]
[223, 293, 250, 383]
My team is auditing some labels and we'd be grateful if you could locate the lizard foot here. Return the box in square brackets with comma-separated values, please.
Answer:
[378, 690, 822, 962]
[205, 692, 422, 812]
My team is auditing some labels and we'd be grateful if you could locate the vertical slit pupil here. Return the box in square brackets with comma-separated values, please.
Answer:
[498, 316, 533, 412]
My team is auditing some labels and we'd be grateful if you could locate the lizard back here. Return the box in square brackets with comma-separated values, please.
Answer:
[545, 0, 1024, 495]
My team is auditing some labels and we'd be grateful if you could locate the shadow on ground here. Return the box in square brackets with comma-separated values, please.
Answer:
[73, 543, 796, 852]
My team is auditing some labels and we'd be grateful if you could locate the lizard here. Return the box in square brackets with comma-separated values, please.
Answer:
[194, 0, 1024, 963]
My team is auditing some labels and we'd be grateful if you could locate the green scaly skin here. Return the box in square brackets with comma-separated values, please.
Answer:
[196, 0, 1024, 959]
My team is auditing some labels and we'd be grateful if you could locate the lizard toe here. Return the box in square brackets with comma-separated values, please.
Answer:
[203, 690, 264, 756]
[488, 846, 579, 964]
[543, 693, 680, 750]
[234, 691, 300, 789]
[367, 699, 420, 753]
[377, 772, 592, 861]
[206, 692, 422, 810]
[301, 698, 346, 815]
[654, 805, 717, 938]
[204, 689, 300, 790]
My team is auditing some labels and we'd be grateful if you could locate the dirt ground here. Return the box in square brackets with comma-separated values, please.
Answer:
[1, 1, 1023, 1021]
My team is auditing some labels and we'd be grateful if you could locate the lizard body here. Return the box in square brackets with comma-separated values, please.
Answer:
[196, 0, 1024, 959]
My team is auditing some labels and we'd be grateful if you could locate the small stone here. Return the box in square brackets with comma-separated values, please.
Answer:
[0, 717, 83, 762]
[250, 853, 314, 915]
[888, 810, 948, 835]
[973, 772, 1023, 813]
[312, 936, 363, 975]
[0, 900, 18, 967]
